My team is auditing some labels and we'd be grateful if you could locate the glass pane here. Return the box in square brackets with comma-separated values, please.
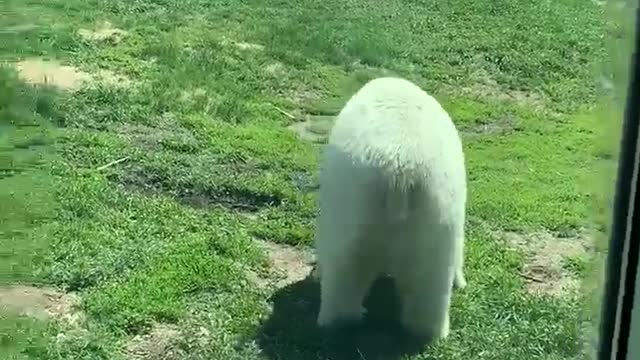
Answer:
[0, 0, 634, 359]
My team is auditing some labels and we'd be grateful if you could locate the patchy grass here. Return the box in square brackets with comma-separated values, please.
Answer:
[0, 0, 620, 359]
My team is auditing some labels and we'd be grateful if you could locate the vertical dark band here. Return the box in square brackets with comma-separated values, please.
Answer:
[597, 3, 640, 359]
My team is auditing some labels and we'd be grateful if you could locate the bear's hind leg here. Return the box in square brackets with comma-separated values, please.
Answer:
[316, 238, 378, 328]
[393, 223, 456, 343]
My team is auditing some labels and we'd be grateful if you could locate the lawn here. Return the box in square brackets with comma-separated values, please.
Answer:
[0, 0, 621, 359]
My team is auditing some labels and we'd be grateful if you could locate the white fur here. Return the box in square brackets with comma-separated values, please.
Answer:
[314, 77, 467, 342]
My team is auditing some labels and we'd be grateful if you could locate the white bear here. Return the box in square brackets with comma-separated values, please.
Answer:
[314, 76, 467, 343]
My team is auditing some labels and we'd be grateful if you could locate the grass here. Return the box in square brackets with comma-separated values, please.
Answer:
[0, 0, 624, 359]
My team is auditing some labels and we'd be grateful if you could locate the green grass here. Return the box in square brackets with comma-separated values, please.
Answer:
[0, 57, 59, 359]
[0, 0, 624, 358]
[0, 67, 58, 284]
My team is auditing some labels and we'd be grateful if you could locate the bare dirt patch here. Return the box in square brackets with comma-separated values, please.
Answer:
[13, 58, 129, 91]
[124, 323, 184, 360]
[252, 239, 316, 288]
[498, 230, 592, 297]
[77, 21, 128, 44]
[0, 285, 82, 324]
[14, 58, 92, 91]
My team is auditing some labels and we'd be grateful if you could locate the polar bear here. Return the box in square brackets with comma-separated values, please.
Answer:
[314, 76, 467, 343]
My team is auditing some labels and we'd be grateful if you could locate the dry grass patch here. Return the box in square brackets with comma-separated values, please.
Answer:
[114, 113, 197, 151]
[235, 42, 265, 51]
[264, 62, 287, 77]
[219, 37, 265, 52]
[460, 115, 518, 137]
[0, 285, 83, 325]
[287, 86, 323, 107]
[178, 87, 208, 103]
[457, 81, 546, 109]
[77, 21, 128, 44]
[14, 58, 92, 91]
[93, 68, 131, 87]
[262, 63, 322, 106]
[445, 67, 548, 109]
[251, 239, 316, 289]
[286, 114, 334, 143]
[13, 58, 130, 91]
[497, 230, 592, 297]
[124, 323, 184, 360]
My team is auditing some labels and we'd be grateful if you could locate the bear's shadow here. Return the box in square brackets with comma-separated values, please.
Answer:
[253, 275, 433, 360]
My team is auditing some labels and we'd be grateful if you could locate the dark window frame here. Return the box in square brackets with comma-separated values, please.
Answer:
[597, 3, 640, 359]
